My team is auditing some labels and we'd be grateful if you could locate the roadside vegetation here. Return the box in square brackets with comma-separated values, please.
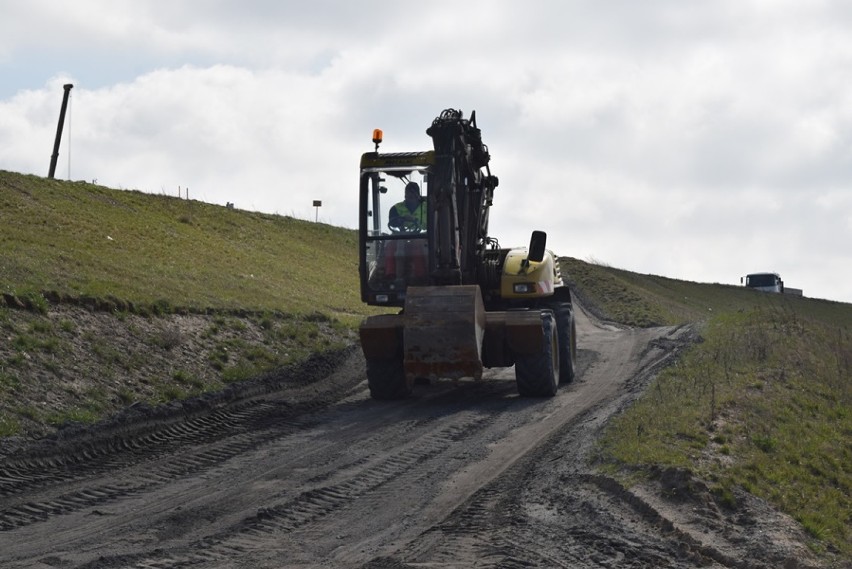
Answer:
[561, 257, 851, 559]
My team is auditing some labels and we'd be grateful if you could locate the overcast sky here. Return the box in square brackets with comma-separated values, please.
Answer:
[2, 1, 851, 303]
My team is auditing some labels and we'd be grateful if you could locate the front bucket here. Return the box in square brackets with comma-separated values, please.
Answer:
[403, 285, 485, 381]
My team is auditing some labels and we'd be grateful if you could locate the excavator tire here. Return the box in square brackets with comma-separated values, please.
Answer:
[548, 300, 576, 384]
[366, 355, 412, 400]
[515, 310, 559, 397]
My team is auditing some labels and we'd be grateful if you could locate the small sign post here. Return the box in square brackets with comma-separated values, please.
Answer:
[313, 200, 322, 222]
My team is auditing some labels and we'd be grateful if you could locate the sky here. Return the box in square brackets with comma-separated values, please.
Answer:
[1, 0, 851, 303]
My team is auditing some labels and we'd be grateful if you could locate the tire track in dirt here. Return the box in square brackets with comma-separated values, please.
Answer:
[359, 314, 710, 569]
[0, 310, 611, 566]
[98, 412, 500, 568]
[0, 350, 361, 535]
[358, 315, 822, 569]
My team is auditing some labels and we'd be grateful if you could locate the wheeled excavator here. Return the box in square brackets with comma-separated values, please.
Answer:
[358, 109, 577, 399]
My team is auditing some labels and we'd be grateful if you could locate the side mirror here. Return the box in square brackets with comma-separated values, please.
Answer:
[528, 230, 546, 263]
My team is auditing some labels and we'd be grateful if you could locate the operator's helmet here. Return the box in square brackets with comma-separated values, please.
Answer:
[405, 182, 420, 197]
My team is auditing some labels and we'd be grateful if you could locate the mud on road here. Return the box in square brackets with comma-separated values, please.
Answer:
[0, 307, 827, 568]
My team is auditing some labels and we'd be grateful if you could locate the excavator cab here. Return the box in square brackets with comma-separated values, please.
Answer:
[359, 152, 436, 307]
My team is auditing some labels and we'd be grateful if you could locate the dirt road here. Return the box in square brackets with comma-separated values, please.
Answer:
[0, 306, 822, 568]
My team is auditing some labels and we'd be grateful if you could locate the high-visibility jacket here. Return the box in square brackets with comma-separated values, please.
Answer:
[390, 200, 426, 232]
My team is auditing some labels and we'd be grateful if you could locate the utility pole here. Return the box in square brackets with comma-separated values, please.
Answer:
[48, 83, 74, 179]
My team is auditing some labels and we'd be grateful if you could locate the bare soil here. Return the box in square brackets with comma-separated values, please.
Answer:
[0, 305, 838, 568]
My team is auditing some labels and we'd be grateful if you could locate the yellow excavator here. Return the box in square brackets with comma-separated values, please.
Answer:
[358, 109, 576, 399]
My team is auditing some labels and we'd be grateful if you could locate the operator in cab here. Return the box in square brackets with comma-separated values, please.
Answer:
[389, 182, 426, 233]
[384, 181, 427, 282]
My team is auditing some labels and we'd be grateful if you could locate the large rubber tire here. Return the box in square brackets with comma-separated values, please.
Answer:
[515, 310, 559, 397]
[548, 300, 577, 384]
[366, 355, 412, 400]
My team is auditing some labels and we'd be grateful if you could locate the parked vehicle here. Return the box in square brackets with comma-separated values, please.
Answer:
[742, 272, 803, 296]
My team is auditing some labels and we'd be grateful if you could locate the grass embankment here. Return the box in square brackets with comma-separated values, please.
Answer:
[560, 257, 851, 558]
[0, 170, 370, 321]
[0, 170, 382, 440]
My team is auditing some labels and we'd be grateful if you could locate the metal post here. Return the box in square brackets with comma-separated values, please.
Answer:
[313, 200, 322, 222]
[48, 84, 74, 179]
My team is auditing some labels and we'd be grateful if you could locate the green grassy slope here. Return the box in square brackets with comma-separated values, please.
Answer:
[560, 256, 851, 559]
[1, 170, 372, 323]
[560, 256, 852, 329]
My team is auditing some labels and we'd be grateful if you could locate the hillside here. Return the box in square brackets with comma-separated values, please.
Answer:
[560, 256, 852, 328]
[560, 257, 851, 559]
[1, 170, 377, 441]
[1, 170, 850, 561]
[1, 170, 369, 319]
